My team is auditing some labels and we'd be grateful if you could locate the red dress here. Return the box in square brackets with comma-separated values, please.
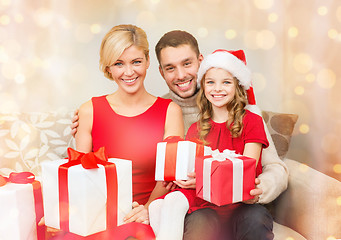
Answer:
[178, 110, 269, 217]
[92, 95, 171, 205]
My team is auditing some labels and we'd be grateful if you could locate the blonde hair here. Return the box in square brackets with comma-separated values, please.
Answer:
[197, 73, 248, 143]
[99, 24, 149, 80]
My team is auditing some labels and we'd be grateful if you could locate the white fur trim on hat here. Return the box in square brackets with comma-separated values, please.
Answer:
[197, 50, 252, 90]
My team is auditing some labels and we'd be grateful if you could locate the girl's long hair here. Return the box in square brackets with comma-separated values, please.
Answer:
[197, 73, 248, 143]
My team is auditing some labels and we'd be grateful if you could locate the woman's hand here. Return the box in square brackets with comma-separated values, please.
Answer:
[173, 172, 196, 189]
[124, 201, 149, 224]
[243, 178, 262, 204]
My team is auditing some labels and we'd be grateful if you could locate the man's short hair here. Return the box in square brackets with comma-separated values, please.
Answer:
[155, 30, 200, 64]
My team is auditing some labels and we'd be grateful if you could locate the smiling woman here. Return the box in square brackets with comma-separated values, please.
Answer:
[55, 24, 185, 238]
[106, 45, 150, 97]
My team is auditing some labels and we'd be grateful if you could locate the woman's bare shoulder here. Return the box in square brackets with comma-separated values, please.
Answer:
[79, 100, 93, 117]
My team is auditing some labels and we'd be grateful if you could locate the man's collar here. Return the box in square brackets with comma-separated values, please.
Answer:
[168, 90, 199, 108]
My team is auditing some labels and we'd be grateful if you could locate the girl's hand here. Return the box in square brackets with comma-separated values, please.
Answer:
[162, 181, 178, 191]
[243, 178, 262, 204]
[38, 217, 65, 238]
[124, 201, 149, 224]
[173, 172, 196, 189]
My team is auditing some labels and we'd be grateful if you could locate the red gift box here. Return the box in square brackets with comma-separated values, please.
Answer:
[196, 149, 256, 206]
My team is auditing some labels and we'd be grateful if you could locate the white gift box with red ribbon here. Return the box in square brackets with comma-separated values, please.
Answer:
[155, 136, 207, 181]
[0, 172, 44, 240]
[41, 148, 132, 236]
[196, 149, 256, 206]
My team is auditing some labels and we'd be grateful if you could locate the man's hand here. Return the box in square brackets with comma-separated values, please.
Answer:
[124, 201, 149, 224]
[70, 109, 79, 138]
[173, 172, 196, 189]
[243, 178, 262, 204]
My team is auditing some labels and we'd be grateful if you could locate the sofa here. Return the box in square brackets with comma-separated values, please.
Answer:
[0, 110, 340, 240]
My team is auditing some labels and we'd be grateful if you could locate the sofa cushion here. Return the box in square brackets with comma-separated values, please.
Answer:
[262, 111, 298, 159]
[273, 221, 306, 240]
[0, 112, 75, 177]
[274, 159, 341, 240]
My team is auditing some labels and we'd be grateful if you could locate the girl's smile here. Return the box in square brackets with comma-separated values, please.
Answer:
[204, 67, 236, 109]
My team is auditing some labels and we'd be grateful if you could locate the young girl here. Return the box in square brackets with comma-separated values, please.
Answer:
[149, 49, 272, 240]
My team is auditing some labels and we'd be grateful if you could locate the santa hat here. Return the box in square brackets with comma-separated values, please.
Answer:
[197, 49, 261, 115]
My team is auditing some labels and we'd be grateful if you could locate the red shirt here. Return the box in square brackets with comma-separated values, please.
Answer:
[186, 110, 269, 176]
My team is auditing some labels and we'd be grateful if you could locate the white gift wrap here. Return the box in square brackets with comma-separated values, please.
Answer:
[0, 183, 37, 240]
[155, 141, 197, 181]
[41, 158, 132, 236]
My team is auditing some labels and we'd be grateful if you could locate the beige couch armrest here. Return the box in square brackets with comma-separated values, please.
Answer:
[273, 159, 341, 240]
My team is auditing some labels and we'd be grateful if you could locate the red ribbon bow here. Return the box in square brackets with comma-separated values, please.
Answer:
[0, 171, 35, 186]
[67, 147, 108, 169]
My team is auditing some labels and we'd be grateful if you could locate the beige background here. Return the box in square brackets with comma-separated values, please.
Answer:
[1, 0, 340, 181]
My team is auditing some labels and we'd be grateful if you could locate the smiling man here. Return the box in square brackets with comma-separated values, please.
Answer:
[155, 32, 203, 132]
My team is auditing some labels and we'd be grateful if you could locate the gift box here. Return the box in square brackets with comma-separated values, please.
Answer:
[0, 172, 44, 240]
[41, 147, 132, 236]
[155, 136, 206, 181]
[196, 149, 256, 206]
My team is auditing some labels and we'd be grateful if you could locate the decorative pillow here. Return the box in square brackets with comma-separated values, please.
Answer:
[0, 112, 75, 177]
[261, 111, 298, 159]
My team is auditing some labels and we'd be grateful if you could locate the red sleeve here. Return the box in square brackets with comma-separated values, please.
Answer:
[243, 111, 269, 148]
[185, 122, 199, 140]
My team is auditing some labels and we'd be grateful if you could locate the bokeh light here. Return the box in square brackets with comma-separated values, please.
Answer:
[333, 164, 341, 174]
[337, 196, 341, 206]
[268, 13, 278, 22]
[90, 24, 102, 34]
[0, 14, 10, 25]
[328, 29, 338, 39]
[14, 13, 23, 23]
[317, 6, 328, 16]
[293, 53, 313, 74]
[337, 6, 341, 23]
[306, 73, 315, 82]
[224, 29, 237, 40]
[316, 69, 336, 89]
[299, 124, 310, 134]
[294, 86, 305, 95]
[254, 0, 273, 10]
[288, 27, 299, 38]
